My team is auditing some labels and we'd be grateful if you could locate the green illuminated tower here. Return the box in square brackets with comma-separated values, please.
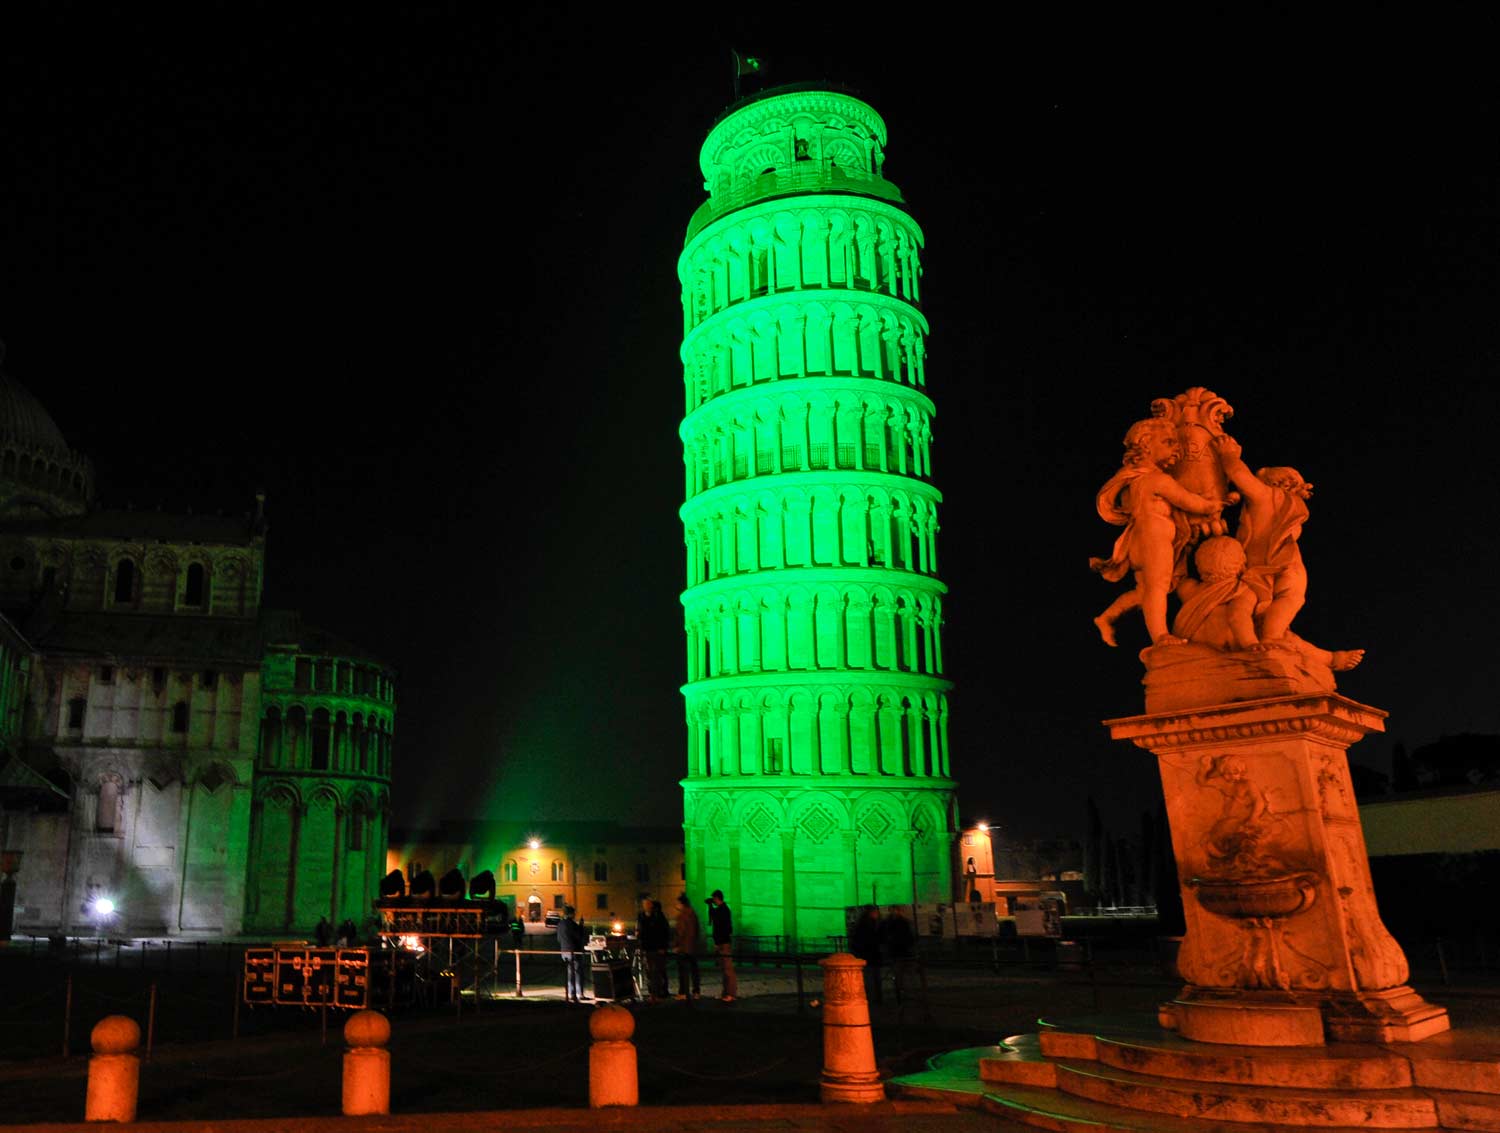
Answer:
[679, 87, 956, 943]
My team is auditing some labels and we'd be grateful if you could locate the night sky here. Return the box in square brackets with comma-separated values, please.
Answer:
[4, 12, 1496, 844]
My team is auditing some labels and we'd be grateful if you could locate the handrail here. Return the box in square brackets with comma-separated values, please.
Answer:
[687, 165, 905, 240]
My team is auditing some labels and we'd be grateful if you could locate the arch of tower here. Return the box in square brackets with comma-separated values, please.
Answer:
[678, 88, 958, 944]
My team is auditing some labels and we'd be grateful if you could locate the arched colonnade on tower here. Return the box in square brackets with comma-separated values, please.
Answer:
[683, 482, 941, 585]
[680, 204, 923, 334]
[683, 785, 954, 941]
[682, 384, 934, 498]
[684, 682, 951, 781]
[683, 296, 928, 412]
[684, 579, 945, 681]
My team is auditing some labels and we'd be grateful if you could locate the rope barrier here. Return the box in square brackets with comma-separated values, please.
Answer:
[394, 1041, 592, 1078]
[636, 1046, 803, 1081]
[0, 985, 62, 1014]
[72, 986, 148, 1007]
[172, 1058, 326, 1082]
[165, 986, 236, 1008]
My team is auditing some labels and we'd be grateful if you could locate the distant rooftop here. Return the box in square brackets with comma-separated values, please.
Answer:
[0, 507, 261, 544]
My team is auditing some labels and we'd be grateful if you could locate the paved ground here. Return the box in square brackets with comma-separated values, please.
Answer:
[3, 939, 1496, 1129]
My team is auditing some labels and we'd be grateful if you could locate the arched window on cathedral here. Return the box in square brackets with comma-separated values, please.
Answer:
[183, 562, 206, 607]
[348, 802, 367, 851]
[96, 778, 122, 833]
[261, 707, 283, 767]
[353, 713, 367, 772]
[551, 860, 566, 882]
[285, 706, 306, 767]
[311, 708, 331, 770]
[334, 712, 348, 770]
[171, 701, 189, 734]
[113, 559, 136, 605]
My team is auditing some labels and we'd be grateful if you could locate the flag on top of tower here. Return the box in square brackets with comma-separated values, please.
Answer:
[732, 49, 764, 77]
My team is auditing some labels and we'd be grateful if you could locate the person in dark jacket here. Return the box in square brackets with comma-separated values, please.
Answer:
[882, 907, 918, 1004]
[707, 889, 737, 1001]
[556, 905, 589, 1003]
[673, 893, 702, 999]
[637, 898, 671, 1001]
[850, 905, 883, 1003]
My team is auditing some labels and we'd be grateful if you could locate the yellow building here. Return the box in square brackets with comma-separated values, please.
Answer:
[388, 820, 684, 927]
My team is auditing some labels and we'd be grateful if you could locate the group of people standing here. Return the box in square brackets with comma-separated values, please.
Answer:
[556, 889, 738, 1005]
[314, 916, 361, 948]
[849, 904, 917, 1005]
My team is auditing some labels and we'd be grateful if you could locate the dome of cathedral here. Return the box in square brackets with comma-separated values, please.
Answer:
[0, 344, 94, 519]
[0, 367, 73, 461]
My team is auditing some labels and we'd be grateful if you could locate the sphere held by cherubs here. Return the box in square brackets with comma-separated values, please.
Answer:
[1195, 535, 1247, 581]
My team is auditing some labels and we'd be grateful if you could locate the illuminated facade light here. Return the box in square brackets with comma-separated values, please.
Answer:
[678, 87, 957, 941]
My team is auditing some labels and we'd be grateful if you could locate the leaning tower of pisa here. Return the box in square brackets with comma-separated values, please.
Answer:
[678, 86, 957, 944]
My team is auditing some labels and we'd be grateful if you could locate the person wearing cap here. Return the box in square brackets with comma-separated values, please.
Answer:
[706, 889, 737, 1002]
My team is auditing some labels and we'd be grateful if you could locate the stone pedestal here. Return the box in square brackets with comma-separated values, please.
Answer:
[1107, 692, 1448, 1045]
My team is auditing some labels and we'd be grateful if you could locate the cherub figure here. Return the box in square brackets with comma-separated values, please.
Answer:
[1196, 753, 1276, 872]
[1212, 434, 1316, 643]
[1091, 417, 1223, 646]
[1174, 535, 1366, 671]
[1172, 536, 1260, 649]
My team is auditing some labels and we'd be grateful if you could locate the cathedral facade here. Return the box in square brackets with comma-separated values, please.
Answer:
[677, 88, 957, 943]
[0, 355, 392, 938]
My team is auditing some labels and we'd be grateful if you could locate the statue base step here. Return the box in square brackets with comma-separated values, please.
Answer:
[891, 1015, 1500, 1131]
[1160, 985, 1450, 1046]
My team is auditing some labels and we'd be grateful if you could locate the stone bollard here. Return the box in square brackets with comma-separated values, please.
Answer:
[342, 1010, 391, 1116]
[588, 1003, 638, 1108]
[85, 1015, 140, 1123]
[818, 953, 884, 1103]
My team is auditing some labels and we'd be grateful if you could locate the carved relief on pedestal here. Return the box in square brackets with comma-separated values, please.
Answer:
[1182, 751, 1330, 990]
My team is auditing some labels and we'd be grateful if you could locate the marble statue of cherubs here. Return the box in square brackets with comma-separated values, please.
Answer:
[1172, 536, 1260, 649]
[1091, 417, 1224, 647]
[1174, 535, 1366, 671]
[1213, 433, 1321, 644]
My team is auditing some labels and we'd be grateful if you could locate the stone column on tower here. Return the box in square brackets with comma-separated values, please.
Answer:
[678, 87, 957, 943]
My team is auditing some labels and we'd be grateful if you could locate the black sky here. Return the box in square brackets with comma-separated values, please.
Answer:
[4, 10, 1497, 844]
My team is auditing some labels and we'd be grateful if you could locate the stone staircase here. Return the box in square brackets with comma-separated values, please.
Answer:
[890, 1016, 1500, 1131]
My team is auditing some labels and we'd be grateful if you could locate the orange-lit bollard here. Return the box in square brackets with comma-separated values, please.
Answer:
[588, 1003, 638, 1108]
[85, 1015, 140, 1123]
[342, 1010, 391, 1116]
[818, 953, 884, 1103]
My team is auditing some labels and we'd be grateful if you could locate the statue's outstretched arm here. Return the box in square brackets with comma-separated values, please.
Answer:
[1214, 435, 1270, 504]
[1155, 476, 1222, 517]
